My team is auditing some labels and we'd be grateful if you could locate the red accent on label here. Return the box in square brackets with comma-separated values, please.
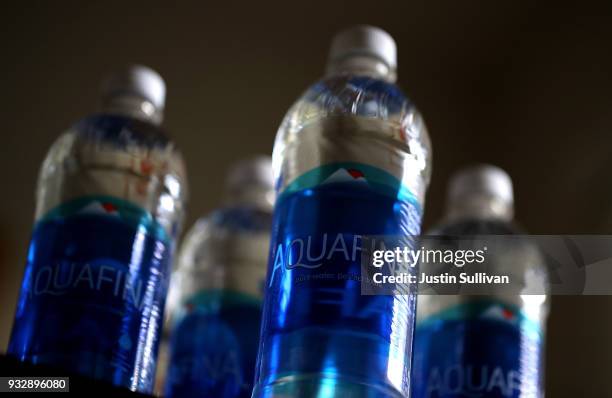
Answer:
[347, 168, 365, 179]
[140, 160, 154, 175]
[101, 202, 118, 213]
[502, 308, 514, 320]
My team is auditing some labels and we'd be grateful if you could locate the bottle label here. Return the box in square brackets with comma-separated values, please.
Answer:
[269, 162, 421, 287]
[412, 300, 543, 398]
[165, 290, 262, 398]
[9, 195, 171, 393]
[258, 162, 422, 394]
[278, 162, 417, 204]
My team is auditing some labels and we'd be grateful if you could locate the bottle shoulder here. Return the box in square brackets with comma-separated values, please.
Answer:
[274, 74, 432, 201]
[183, 206, 273, 245]
[35, 113, 188, 224]
[70, 113, 174, 149]
[304, 75, 410, 114]
[284, 75, 418, 128]
[176, 206, 272, 272]
[41, 113, 187, 185]
[429, 218, 523, 236]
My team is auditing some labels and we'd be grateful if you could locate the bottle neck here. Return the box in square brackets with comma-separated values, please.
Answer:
[446, 194, 514, 223]
[325, 55, 396, 83]
[223, 186, 274, 213]
[100, 94, 163, 125]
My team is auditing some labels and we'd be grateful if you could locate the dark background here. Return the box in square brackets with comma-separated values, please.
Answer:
[1, 1, 612, 396]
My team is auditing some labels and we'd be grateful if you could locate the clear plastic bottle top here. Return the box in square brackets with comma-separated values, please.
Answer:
[34, 65, 187, 238]
[274, 25, 431, 207]
[446, 164, 514, 222]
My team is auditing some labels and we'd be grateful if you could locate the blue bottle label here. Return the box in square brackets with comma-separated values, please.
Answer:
[8, 195, 171, 393]
[257, 162, 422, 395]
[412, 300, 543, 398]
[165, 291, 262, 398]
[277, 162, 418, 204]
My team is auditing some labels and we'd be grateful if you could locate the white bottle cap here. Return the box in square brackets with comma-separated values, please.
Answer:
[447, 164, 514, 221]
[328, 25, 397, 71]
[102, 65, 166, 112]
[226, 156, 274, 194]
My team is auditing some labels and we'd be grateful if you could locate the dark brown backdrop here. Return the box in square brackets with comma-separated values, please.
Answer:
[1, 1, 611, 396]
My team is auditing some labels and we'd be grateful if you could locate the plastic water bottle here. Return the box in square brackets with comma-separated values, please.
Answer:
[253, 26, 432, 398]
[8, 65, 187, 393]
[412, 165, 549, 398]
[164, 157, 273, 398]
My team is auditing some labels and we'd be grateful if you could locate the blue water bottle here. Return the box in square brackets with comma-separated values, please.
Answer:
[163, 156, 273, 398]
[412, 165, 549, 398]
[252, 26, 432, 397]
[8, 65, 188, 393]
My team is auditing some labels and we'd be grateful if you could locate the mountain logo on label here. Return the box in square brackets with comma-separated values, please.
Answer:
[80, 201, 120, 217]
[323, 168, 367, 184]
[481, 304, 516, 322]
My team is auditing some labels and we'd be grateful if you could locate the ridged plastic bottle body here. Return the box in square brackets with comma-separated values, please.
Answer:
[8, 113, 187, 393]
[413, 219, 549, 398]
[253, 74, 431, 397]
[164, 204, 272, 398]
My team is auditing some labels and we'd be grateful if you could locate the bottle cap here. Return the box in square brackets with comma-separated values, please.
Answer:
[328, 25, 397, 71]
[447, 164, 514, 220]
[101, 65, 166, 111]
[226, 156, 274, 194]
